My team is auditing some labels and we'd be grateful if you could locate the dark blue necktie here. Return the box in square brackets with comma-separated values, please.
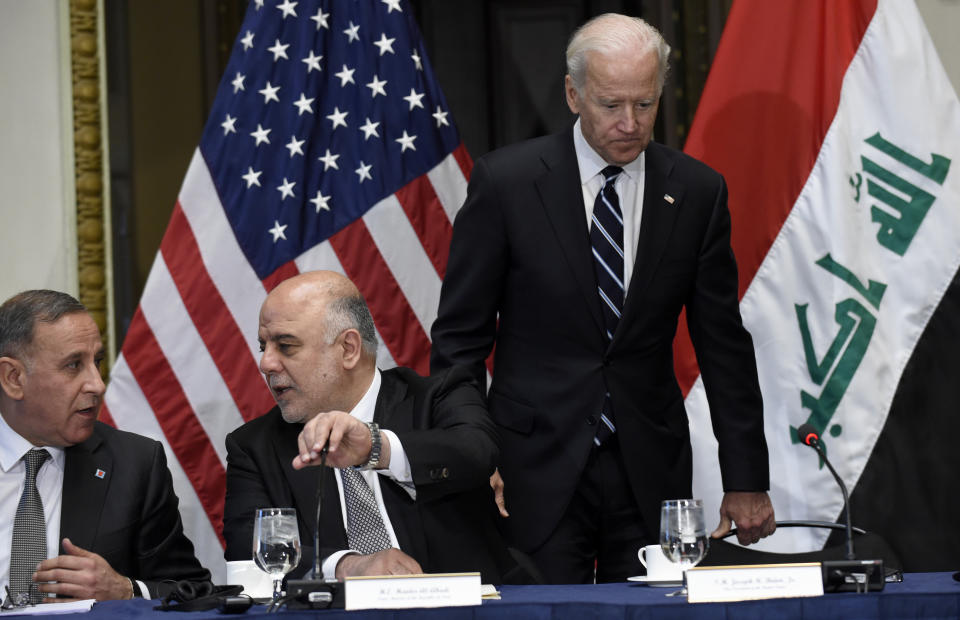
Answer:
[590, 165, 623, 445]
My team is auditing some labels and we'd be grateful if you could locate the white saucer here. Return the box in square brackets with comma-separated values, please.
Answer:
[627, 575, 683, 587]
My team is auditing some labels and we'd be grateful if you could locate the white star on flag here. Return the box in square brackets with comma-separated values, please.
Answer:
[382, 0, 402, 13]
[250, 124, 271, 146]
[355, 161, 373, 183]
[344, 21, 360, 43]
[411, 50, 422, 71]
[240, 30, 254, 50]
[231, 72, 245, 93]
[318, 149, 340, 170]
[433, 106, 449, 127]
[221, 114, 237, 135]
[293, 93, 314, 115]
[311, 8, 329, 29]
[310, 190, 331, 212]
[241, 166, 261, 188]
[285, 136, 305, 157]
[276, 0, 297, 19]
[335, 64, 356, 86]
[366, 75, 387, 98]
[276, 177, 296, 200]
[268, 220, 287, 242]
[359, 118, 380, 140]
[259, 82, 280, 104]
[302, 50, 322, 73]
[395, 130, 417, 152]
[403, 88, 425, 110]
[374, 34, 396, 56]
[268, 39, 290, 61]
[326, 107, 348, 130]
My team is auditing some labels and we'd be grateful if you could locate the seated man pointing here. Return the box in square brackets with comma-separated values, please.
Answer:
[223, 271, 520, 582]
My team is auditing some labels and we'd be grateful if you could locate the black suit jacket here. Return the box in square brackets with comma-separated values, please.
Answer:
[430, 128, 769, 551]
[60, 422, 211, 598]
[223, 367, 517, 584]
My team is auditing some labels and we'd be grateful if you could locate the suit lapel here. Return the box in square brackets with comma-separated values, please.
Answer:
[620, 143, 685, 329]
[535, 130, 606, 336]
[60, 430, 111, 551]
[271, 420, 322, 529]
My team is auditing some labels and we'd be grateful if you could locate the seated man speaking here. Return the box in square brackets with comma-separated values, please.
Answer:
[223, 271, 517, 583]
[0, 290, 211, 602]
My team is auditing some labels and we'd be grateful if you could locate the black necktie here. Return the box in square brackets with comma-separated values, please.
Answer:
[9, 449, 50, 604]
[590, 166, 624, 444]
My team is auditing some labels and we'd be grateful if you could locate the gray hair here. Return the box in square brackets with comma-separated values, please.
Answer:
[0, 290, 88, 360]
[566, 13, 671, 94]
[324, 294, 378, 357]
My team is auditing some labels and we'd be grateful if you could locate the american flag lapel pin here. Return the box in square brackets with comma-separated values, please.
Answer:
[664, 194, 675, 205]
[95, 468, 106, 479]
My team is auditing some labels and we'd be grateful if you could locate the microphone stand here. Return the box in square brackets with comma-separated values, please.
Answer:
[797, 424, 884, 593]
[286, 448, 344, 609]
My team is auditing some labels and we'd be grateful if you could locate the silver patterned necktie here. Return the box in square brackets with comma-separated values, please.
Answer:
[340, 468, 392, 555]
[9, 449, 50, 604]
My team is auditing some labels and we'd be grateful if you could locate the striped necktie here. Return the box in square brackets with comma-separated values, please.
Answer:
[9, 449, 50, 605]
[590, 165, 624, 445]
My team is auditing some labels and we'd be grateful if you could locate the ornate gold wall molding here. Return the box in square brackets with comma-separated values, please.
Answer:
[70, 0, 110, 371]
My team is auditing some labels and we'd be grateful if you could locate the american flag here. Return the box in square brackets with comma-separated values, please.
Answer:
[102, 0, 471, 580]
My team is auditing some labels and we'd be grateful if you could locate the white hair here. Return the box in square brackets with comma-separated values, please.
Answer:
[566, 13, 671, 94]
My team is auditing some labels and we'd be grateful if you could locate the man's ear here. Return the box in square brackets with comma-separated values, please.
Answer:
[564, 74, 580, 115]
[339, 329, 363, 370]
[0, 357, 26, 400]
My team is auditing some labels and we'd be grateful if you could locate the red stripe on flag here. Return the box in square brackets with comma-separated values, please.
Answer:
[263, 260, 301, 293]
[452, 143, 473, 179]
[122, 308, 226, 545]
[160, 204, 274, 422]
[394, 176, 453, 278]
[329, 221, 432, 375]
[674, 0, 877, 395]
[98, 403, 116, 428]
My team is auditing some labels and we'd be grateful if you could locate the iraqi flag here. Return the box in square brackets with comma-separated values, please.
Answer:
[680, 0, 960, 570]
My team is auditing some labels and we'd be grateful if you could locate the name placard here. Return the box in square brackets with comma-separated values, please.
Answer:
[343, 572, 481, 610]
[686, 563, 824, 603]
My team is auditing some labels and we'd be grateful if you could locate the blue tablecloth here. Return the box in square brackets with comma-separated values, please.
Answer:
[48, 571, 960, 619]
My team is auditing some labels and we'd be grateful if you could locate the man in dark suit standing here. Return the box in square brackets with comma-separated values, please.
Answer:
[0, 290, 210, 602]
[223, 271, 518, 583]
[431, 13, 776, 583]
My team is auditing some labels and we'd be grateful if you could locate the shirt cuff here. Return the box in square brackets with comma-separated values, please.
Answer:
[378, 429, 415, 499]
[322, 550, 355, 581]
[135, 579, 149, 599]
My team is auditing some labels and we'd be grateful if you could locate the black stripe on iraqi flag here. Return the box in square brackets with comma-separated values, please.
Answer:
[830, 265, 960, 571]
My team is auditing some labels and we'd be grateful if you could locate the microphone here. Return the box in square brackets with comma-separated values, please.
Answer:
[797, 424, 885, 593]
[286, 446, 343, 609]
[796, 423, 855, 560]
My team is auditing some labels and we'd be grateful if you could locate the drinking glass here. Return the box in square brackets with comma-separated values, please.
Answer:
[253, 507, 301, 602]
[659, 498, 709, 596]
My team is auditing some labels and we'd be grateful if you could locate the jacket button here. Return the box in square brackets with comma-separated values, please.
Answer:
[429, 468, 439, 479]
[441, 467, 450, 479]
[586, 415, 597, 425]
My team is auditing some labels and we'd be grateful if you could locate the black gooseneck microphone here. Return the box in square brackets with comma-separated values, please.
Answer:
[796, 423, 855, 561]
[313, 447, 328, 579]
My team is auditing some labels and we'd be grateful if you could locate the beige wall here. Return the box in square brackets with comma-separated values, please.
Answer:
[0, 0, 76, 302]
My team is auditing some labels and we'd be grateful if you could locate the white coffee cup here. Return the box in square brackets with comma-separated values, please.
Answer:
[637, 544, 683, 581]
[225, 560, 274, 599]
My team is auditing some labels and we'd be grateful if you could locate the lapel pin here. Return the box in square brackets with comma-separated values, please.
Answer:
[95, 469, 106, 479]
[664, 194, 675, 205]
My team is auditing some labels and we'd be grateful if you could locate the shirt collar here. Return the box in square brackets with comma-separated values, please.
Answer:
[572, 117, 645, 186]
[348, 368, 381, 425]
[0, 408, 65, 474]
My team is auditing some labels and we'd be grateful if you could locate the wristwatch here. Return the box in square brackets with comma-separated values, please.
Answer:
[357, 422, 382, 470]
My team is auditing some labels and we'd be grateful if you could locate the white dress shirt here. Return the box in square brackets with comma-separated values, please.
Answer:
[572, 117, 647, 298]
[0, 411, 64, 599]
[321, 369, 415, 579]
